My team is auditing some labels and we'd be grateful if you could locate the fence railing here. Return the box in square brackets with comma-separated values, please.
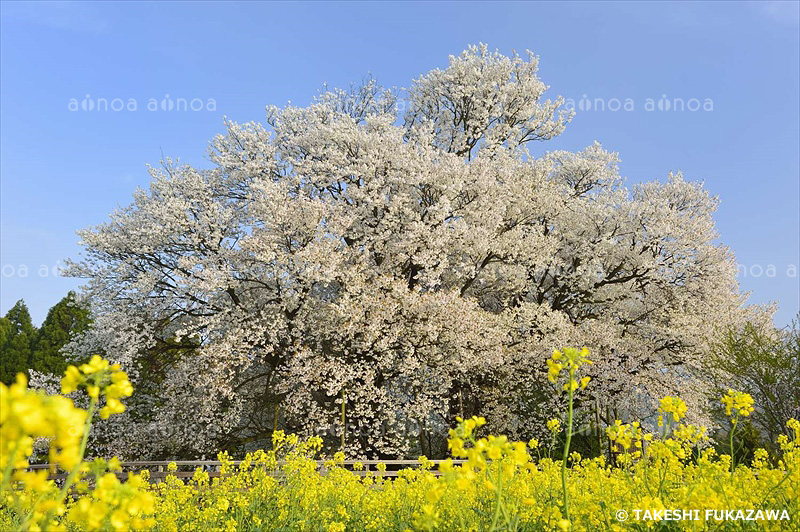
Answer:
[27, 459, 466, 483]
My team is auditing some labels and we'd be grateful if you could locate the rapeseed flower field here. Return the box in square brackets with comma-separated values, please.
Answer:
[1, 352, 798, 531]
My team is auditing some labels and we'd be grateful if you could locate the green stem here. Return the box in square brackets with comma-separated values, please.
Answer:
[62, 397, 98, 496]
[758, 464, 794, 506]
[490, 460, 503, 531]
[19, 397, 97, 532]
[642, 453, 653, 497]
[561, 368, 575, 522]
[656, 450, 670, 498]
[729, 417, 737, 474]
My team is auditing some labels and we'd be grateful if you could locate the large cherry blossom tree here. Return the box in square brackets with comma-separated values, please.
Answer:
[63, 44, 765, 459]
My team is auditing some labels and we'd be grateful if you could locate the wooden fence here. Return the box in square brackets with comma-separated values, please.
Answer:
[26, 459, 466, 483]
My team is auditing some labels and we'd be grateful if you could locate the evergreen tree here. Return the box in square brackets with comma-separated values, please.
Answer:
[0, 318, 12, 363]
[0, 300, 36, 384]
[30, 291, 92, 376]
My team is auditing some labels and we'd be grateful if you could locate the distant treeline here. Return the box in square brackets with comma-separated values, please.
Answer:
[0, 291, 91, 384]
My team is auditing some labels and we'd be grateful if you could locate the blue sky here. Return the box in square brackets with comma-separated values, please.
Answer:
[1, 1, 798, 326]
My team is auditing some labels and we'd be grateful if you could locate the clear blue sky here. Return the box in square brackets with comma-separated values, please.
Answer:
[1, 1, 798, 327]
